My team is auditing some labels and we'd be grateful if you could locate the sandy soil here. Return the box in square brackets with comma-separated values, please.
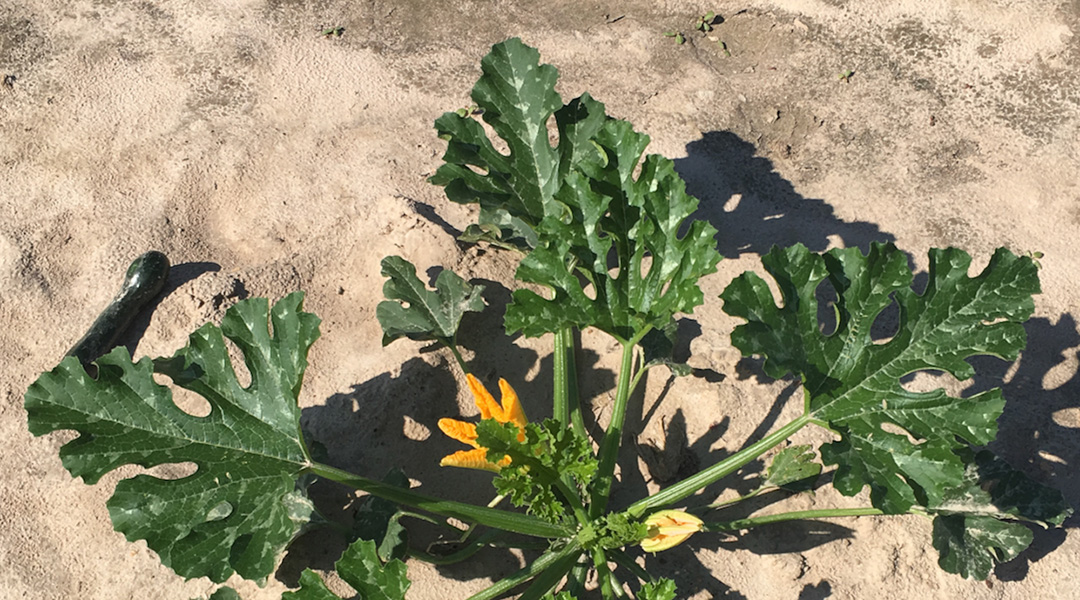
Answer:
[2, 1, 1079, 598]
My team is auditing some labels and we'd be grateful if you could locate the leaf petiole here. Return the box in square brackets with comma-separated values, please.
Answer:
[608, 548, 653, 584]
[591, 328, 652, 517]
[628, 413, 812, 517]
[306, 462, 571, 538]
[464, 540, 583, 600]
[705, 506, 898, 531]
[447, 339, 471, 375]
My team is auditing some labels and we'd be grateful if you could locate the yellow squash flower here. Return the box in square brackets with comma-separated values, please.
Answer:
[640, 510, 704, 552]
[437, 374, 528, 472]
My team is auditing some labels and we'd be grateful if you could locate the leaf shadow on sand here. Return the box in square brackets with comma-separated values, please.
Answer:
[965, 314, 1080, 581]
[675, 131, 895, 258]
[284, 356, 526, 586]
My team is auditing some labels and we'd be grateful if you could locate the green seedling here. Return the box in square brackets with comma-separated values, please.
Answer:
[696, 11, 718, 32]
[664, 31, 685, 44]
[839, 68, 855, 82]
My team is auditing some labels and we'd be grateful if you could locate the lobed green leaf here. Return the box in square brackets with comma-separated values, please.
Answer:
[376, 256, 485, 346]
[282, 538, 410, 600]
[721, 243, 1039, 513]
[721, 242, 1073, 578]
[430, 38, 607, 247]
[926, 449, 1070, 578]
[506, 123, 721, 340]
[931, 515, 1032, 580]
[431, 38, 721, 341]
[25, 293, 320, 583]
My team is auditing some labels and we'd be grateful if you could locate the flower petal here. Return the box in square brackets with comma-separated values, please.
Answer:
[498, 378, 528, 435]
[438, 418, 479, 448]
[467, 373, 503, 421]
[440, 448, 501, 472]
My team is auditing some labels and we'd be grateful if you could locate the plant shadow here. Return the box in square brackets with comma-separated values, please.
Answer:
[287, 356, 524, 586]
[675, 131, 895, 258]
[963, 314, 1080, 580]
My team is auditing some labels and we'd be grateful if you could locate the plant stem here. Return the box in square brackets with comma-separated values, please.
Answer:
[627, 413, 811, 517]
[565, 559, 589, 596]
[456, 494, 507, 544]
[706, 506, 888, 531]
[702, 485, 769, 512]
[408, 530, 501, 565]
[593, 548, 616, 600]
[627, 347, 648, 396]
[446, 339, 470, 375]
[608, 549, 652, 584]
[517, 545, 582, 600]
[590, 333, 647, 517]
[551, 471, 590, 526]
[464, 541, 583, 600]
[307, 462, 570, 538]
[553, 328, 570, 426]
[553, 327, 586, 438]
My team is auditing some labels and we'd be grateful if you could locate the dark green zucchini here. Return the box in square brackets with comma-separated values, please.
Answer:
[66, 250, 170, 368]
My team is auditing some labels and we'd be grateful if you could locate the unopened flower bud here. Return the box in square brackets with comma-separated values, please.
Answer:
[640, 510, 704, 553]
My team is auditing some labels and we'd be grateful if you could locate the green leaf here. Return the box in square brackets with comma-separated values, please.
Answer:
[507, 120, 721, 340]
[591, 511, 649, 550]
[931, 515, 1031, 580]
[431, 39, 721, 340]
[640, 319, 693, 376]
[204, 588, 242, 600]
[430, 38, 608, 247]
[376, 256, 485, 346]
[25, 293, 320, 583]
[479, 419, 596, 524]
[640, 579, 678, 600]
[925, 449, 1070, 579]
[721, 243, 1039, 514]
[932, 449, 1071, 526]
[352, 468, 411, 562]
[283, 539, 410, 600]
[763, 445, 822, 492]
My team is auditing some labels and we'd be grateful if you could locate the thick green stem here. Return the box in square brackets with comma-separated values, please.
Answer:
[565, 559, 589, 596]
[627, 413, 811, 517]
[553, 328, 570, 426]
[591, 334, 646, 517]
[307, 462, 570, 538]
[593, 548, 616, 600]
[517, 545, 582, 600]
[464, 541, 583, 600]
[555, 327, 586, 438]
[706, 506, 889, 531]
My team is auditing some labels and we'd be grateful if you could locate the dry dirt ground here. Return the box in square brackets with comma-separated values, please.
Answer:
[2, 1, 1079, 599]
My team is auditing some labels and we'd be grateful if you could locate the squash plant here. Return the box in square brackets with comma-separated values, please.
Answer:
[24, 39, 1070, 599]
